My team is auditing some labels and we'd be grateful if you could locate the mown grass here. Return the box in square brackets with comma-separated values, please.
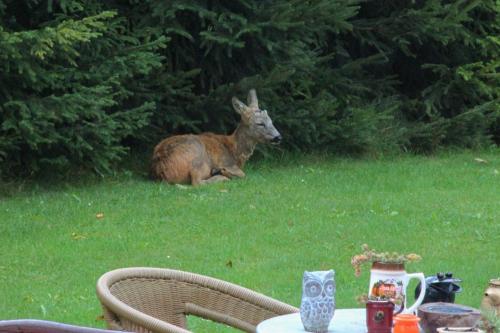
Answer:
[1, 150, 499, 332]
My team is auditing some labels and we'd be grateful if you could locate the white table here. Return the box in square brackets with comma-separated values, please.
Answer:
[256, 308, 366, 333]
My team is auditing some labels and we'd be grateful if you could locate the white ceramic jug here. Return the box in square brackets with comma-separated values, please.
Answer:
[368, 262, 426, 314]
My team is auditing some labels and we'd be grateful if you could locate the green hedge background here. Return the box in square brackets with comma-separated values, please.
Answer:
[1, 0, 499, 176]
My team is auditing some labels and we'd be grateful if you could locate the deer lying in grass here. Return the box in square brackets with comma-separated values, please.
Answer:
[151, 89, 282, 185]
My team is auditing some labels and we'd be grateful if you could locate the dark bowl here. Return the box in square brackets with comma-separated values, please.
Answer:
[418, 303, 481, 333]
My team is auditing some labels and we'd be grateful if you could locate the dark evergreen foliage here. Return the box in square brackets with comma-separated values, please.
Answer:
[1, 0, 498, 176]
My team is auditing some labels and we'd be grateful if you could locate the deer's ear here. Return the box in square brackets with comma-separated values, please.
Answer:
[232, 97, 251, 119]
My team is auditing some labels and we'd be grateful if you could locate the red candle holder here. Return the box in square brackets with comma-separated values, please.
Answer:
[366, 300, 394, 333]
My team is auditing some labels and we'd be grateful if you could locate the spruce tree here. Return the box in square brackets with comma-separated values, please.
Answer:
[0, 1, 165, 175]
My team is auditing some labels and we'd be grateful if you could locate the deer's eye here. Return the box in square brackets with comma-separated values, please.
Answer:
[257, 123, 266, 127]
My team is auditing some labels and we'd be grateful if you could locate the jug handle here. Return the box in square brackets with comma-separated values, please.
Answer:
[406, 272, 426, 314]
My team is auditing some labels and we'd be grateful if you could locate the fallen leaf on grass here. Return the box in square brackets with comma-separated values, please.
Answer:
[24, 295, 34, 303]
[474, 230, 485, 241]
[71, 232, 87, 240]
[96, 213, 104, 219]
[474, 158, 488, 164]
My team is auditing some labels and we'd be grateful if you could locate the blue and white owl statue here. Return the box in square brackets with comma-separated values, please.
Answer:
[300, 270, 336, 333]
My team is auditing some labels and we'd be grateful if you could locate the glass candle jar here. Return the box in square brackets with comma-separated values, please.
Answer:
[366, 300, 394, 333]
[393, 314, 420, 333]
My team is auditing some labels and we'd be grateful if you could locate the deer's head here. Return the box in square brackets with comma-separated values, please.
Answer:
[232, 89, 282, 144]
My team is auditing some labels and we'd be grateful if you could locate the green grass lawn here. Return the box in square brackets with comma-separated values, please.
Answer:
[1, 150, 499, 331]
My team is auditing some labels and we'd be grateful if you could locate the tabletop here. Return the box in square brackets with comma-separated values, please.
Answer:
[256, 308, 366, 333]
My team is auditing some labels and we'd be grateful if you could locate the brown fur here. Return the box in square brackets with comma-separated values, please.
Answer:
[152, 133, 242, 185]
[151, 90, 281, 185]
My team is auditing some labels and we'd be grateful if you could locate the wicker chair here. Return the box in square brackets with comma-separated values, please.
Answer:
[96, 267, 298, 333]
[0, 319, 130, 333]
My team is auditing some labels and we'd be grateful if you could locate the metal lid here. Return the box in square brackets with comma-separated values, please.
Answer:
[426, 272, 462, 285]
[489, 278, 500, 287]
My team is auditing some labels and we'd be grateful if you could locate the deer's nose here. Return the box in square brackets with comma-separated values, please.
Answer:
[271, 135, 282, 143]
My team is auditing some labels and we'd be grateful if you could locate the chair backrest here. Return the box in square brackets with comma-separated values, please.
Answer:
[0, 319, 129, 333]
[96, 267, 298, 333]
[107, 273, 188, 328]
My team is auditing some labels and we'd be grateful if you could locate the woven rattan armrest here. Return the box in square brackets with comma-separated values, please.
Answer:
[96, 267, 298, 333]
[97, 286, 190, 333]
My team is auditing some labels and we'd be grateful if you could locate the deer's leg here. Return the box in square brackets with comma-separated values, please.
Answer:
[220, 165, 245, 178]
[198, 175, 230, 185]
[190, 159, 229, 185]
[189, 158, 212, 186]
[211, 166, 245, 178]
[189, 157, 234, 186]
[191, 167, 230, 185]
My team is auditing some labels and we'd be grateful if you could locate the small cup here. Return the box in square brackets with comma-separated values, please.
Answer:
[393, 314, 420, 333]
[366, 300, 394, 333]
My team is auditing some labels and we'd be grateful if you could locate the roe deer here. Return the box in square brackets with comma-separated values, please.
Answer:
[151, 89, 282, 185]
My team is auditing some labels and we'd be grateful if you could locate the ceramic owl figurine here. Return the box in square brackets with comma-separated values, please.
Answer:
[300, 270, 336, 333]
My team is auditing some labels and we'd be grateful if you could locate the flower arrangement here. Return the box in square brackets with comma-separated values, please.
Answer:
[356, 293, 393, 304]
[351, 244, 422, 277]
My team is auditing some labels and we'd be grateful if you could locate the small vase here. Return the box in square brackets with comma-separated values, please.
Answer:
[300, 270, 336, 333]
